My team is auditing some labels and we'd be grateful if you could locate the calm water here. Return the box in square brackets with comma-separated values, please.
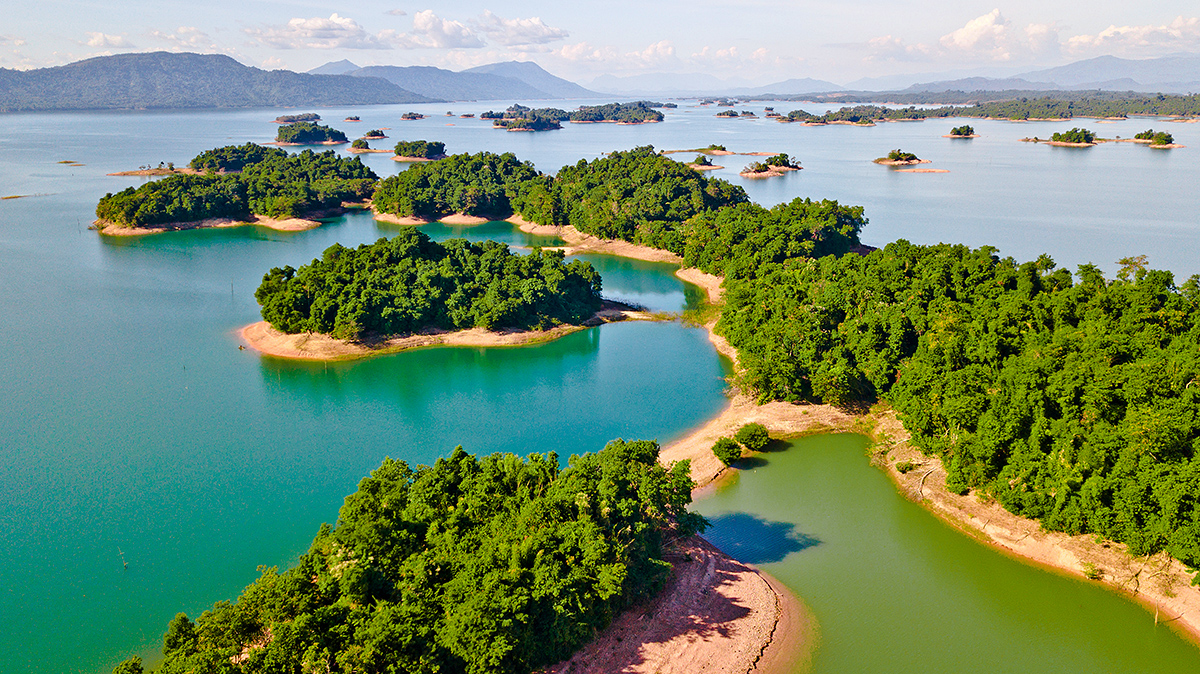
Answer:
[699, 434, 1200, 673]
[0, 101, 1198, 673]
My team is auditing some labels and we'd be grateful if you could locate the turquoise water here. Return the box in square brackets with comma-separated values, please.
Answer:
[697, 435, 1200, 673]
[1, 102, 1198, 673]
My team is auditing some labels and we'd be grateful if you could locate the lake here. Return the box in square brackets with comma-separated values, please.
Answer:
[0, 99, 1197, 673]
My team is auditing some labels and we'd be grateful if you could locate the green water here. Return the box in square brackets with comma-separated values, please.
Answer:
[697, 434, 1200, 673]
[2, 103, 1199, 673]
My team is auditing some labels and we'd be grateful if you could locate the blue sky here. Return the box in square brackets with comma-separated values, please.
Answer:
[3, 2, 1199, 84]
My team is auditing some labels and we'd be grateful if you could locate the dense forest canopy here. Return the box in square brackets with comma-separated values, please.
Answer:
[569, 102, 664, 123]
[372, 152, 540, 219]
[275, 113, 320, 123]
[276, 122, 349, 144]
[950, 125, 975, 136]
[122, 440, 701, 674]
[98, 146, 376, 226]
[393, 140, 446, 158]
[1050, 128, 1096, 143]
[255, 229, 603, 339]
[716, 240, 1200, 576]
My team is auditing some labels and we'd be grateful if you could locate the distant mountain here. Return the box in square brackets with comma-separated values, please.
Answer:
[463, 61, 596, 98]
[587, 72, 839, 97]
[347, 65, 552, 101]
[901, 77, 1059, 93]
[308, 59, 361, 76]
[1018, 54, 1200, 87]
[0, 52, 430, 112]
[732, 78, 843, 96]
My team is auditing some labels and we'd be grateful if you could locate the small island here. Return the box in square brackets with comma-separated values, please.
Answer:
[400, 111, 426, 121]
[94, 144, 375, 235]
[945, 124, 978, 138]
[343, 115, 360, 122]
[247, 229, 609, 358]
[874, 149, 929, 166]
[569, 101, 664, 124]
[361, 129, 387, 139]
[740, 153, 801, 178]
[716, 109, 739, 118]
[271, 121, 349, 146]
[273, 112, 320, 124]
[687, 154, 724, 171]
[1048, 127, 1097, 147]
[1134, 129, 1184, 149]
[348, 139, 390, 154]
[392, 140, 447, 162]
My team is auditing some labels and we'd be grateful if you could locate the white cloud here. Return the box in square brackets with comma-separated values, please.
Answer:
[472, 11, 568, 46]
[84, 32, 134, 48]
[864, 35, 935, 63]
[0, 35, 27, 47]
[386, 9, 407, 16]
[148, 27, 220, 51]
[246, 13, 390, 50]
[864, 11, 1060, 64]
[389, 10, 485, 49]
[1066, 16, 1200, 56]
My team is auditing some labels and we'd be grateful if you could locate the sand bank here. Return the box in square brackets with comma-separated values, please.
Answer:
[348, 148, 392, 154]
[371, 208, 497, 226]
[107, 167, 203, 176]
[238, 303, 653, 362]
[874, 158, 931, 166]
[943, 134, 980, 138]
[508, 216, 683, 264]
[739, 166, 800, 179]
[93, 213, 323, 236]
[546, 536, 812, 674]
[896, 168, 950, 173]
[687, 163, 725, 171]
[264, 140, 347, 147]
[1047, 140, 1097, 147]
[1149, 143, 1186, 149]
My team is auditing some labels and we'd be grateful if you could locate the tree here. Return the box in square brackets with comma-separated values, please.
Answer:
[712, 437, 743, 466]
[735, 423, 770, 451]
[111, 656, 143, 674]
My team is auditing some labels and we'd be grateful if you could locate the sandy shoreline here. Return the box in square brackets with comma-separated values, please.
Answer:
[238, 302, 655, 362]
[739, 166, 800, 179]
[93, 212, 326, 236]
[107, 167, 203, 176]
[392, 155, 444, 162]
[371, 208, 495, 226]
[873, 158, 931, 166]
[508, 215, 684, 264]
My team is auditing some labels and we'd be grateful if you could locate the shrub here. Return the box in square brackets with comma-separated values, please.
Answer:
[351, 139, 368, 150]
[1050, 127, 1095, 144]
[896, 461, 917, 474]
[887, 149, 919, 162]
[734, 423, 770, 451]
[712, 437, 743, 466]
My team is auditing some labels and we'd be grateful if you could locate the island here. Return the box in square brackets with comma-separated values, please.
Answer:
[687, 154, 723, 171]
[373, 151, 540, 225]
[874, 149, 930, 165]
[93, 144, 375, 235]
[716, 109, 739, 118]
[347, 139, 390, 154]
[1048, 127, 1097, 146]
[273, 112, 320, 124]
[270, 121, 348, 146]
[945, 124, 978, 138]
[343, 115, 360, 122]
[740, 153, 801, 178]
[361, 129, 387, 139]
[569, 101, 664, 124]
[391, 139, 447, 162]
[1134, 129, 1184, 149]
[401, 111, 426, 120]
[459, 113, 475, 118]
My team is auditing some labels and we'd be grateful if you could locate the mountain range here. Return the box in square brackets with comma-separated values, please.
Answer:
[307, 60, 597, 101]
[0, 52, 431, 112]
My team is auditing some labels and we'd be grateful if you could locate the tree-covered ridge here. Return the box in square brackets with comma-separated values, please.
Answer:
[189, 144, 286, 172]
[97, 147, 377, 226]
[717, 241, 1200, 575]
[782, 95, 1200, 124]
[553, 146, 748, 246]
[393, 140, 446, 158]
[372, 152, 540, 219]
[276, 122, 349, 144]
[569, 102, 664, 123]
[275, 113, 320, 123]
[134, 440, 701, 674]
[255, 229, 603, 339]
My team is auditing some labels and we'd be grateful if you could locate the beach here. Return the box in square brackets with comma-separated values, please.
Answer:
[93, 213, 323, 236]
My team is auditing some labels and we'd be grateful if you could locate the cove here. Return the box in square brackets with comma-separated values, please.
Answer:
[696, 433, 1200, 673]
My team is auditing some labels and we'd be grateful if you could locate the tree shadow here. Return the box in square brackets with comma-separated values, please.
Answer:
[702, 512, 820, 564]
[735, 456, 769, 469]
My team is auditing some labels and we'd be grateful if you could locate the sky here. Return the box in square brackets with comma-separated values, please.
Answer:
[3, 1, 1199, 85]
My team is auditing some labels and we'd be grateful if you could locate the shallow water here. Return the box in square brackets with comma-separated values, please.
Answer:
[697, 434, 1200, 673]
[1, 100, 1198, 673]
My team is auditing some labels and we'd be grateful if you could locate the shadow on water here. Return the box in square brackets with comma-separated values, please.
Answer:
[702, 513, 820, 564]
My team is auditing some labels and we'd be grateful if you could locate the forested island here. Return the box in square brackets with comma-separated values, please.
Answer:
[740, 153, 801, 178]
[113, 440, 702, 674]
[481, 102, 665, 130]
[274, 113, 320, 124]
[946, 125, 976, 138]
[392, 140, 447, 160]
[373, 152, 539, 220]
[255, 229, 603, 338]
[274, 122, 349, 145]
[873, 149, 926, 165]
[570, 101, 664, 124]
[95, 144, 375, 232]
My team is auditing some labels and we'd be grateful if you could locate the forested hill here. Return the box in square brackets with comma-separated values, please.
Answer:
[0, 52, 432, 112]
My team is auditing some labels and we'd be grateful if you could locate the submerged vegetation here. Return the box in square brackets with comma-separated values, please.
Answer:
[125, 440, 701, 674]
[255, 228, 602, 338]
